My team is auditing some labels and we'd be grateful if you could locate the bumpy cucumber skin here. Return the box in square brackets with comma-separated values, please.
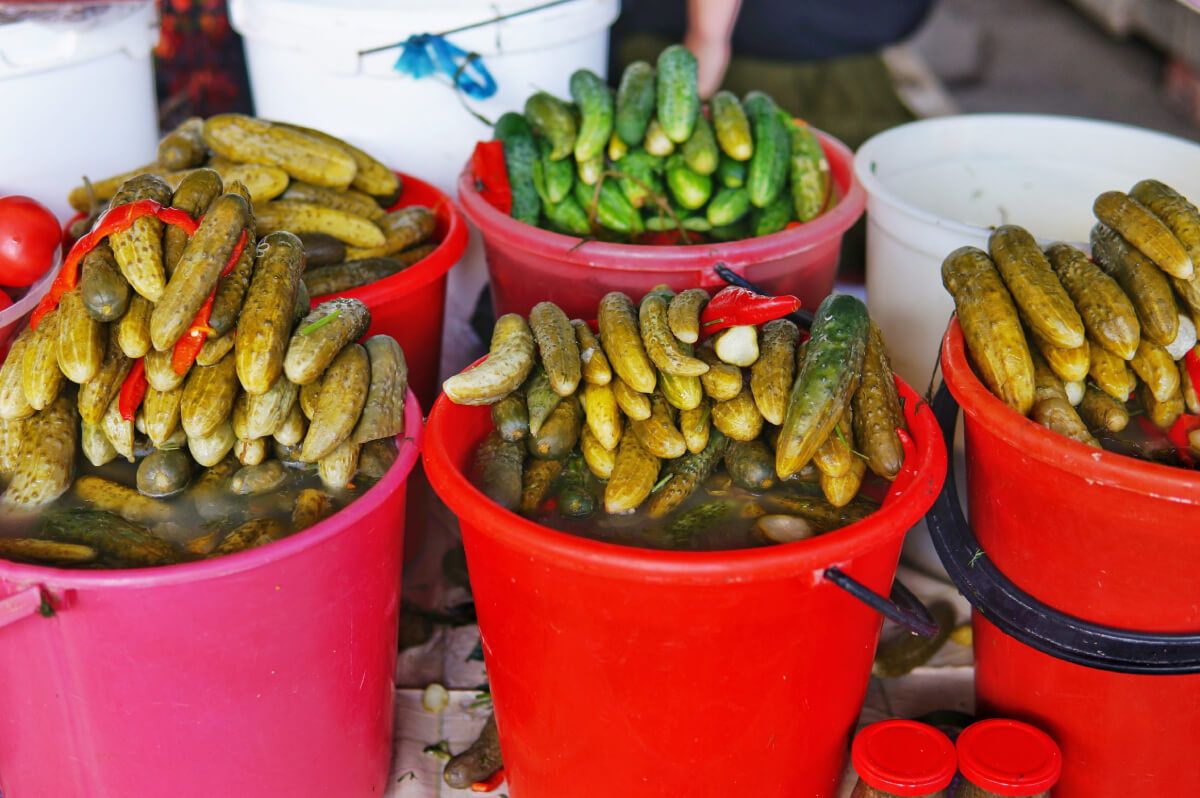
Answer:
[570, 69, 615, 163]
[494, 112, 542, 226]
[743, 92, 790, 209]
[656, 45, 700, 143]
[775, 294, 870, 478]
[615, 61, 656, 146]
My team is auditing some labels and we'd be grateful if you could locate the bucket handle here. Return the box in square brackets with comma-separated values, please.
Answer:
[0, 585, 53, 631]
[824, 567, 940, 637]
[927, 383, 1200, 674]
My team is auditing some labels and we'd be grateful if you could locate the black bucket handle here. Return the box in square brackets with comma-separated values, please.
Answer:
[825, 567, 940, 637]
[928, 383, 1200, 675]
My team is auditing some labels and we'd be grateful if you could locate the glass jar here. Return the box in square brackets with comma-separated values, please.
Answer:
[954, 719, 1062, 798]
[851, 720, 957, 798]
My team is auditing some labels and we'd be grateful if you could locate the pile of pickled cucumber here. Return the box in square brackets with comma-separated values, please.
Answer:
[494, 45, 832, 242]
[944, 179, 1200, 463]
[443, 290, 910, 550]
[0, 134, 412, 567]
[69, 114, 438, 296]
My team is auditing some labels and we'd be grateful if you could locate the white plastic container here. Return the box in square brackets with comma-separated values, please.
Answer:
[232, 0, 619, 378]
[0, 2, 159, 220]
[855, 113, 1200, 388]
[231, 0, 619, 197]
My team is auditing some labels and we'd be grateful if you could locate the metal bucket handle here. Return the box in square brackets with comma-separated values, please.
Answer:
[928, 382, 1200, 674]
[825, 566, 940, 637]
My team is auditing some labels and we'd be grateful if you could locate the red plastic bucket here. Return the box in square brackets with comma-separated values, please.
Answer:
[423, 378, 946, 798]
[934, 319, 1200, 798]
[311, 172, 468, 408]
[457, 129, 865, 321]
[0, 392, 423, 798]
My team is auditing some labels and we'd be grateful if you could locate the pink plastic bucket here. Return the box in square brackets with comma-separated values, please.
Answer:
[0, 392, 423, 798]
[457, 129, 865, 320]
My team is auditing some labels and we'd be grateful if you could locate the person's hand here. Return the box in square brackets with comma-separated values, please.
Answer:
[684, 28, 731, 99]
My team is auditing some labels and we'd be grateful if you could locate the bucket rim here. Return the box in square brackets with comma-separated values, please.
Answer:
[312, 171, 467, 304]
[853, 112, 1200, 243]
[456, 128, 865, 272]
[0, 388, 423, 589]
[422, 374, 947, 583]
[941, 318, 1200, 502]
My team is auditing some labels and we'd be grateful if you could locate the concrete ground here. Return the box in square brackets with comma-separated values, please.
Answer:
[910, 0, 1198, 139]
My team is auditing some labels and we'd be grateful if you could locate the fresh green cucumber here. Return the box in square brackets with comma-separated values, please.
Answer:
[570, 69, 614, 162]
[577, 152, 604, 186]
[711, 90, 753, 161]
[494, 112, 541, 226]
[743, 91, 789, 208]
[681, 113, 719, 176]
[574, 176, 643, 235]
[524, 92, 576, 161]
[656, 45, 699, 143]
[707, 186, 751, 226]
[537, 136, 574, 204]
[544, 196, 592, 236]
[750, 191, 793, 236]
[784, 114, 830, 222]
[709, 219, 751, 241]
[614, 149, 664, 210]
[665, 153, 712, 211]
[717, 155, 747, 189]
[615, 60, 656, 146]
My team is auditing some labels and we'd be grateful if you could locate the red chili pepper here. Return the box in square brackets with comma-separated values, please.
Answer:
[170, 229, 249, 375]
[1137, 416, 1198, 467]
[1167, 414, 1200, 466]
[470, 768, 505, 792]
[222, 229, 248, 277]
[62, 210, 88, 251]
[155, 205, 200, 235]
[883, 427, 918, 507]
[698, 286, 802, 335]
[472, 140, 512, 215]
[118, 358, 147, 421]
[171, 294, 216, 375]
[31, 199, 201, 329]
[1184, 348, 1200, 401]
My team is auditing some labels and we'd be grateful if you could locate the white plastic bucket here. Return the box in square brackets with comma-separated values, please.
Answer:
[854, 113, 1200, 388]
[231, 0, 619, 197]
[0, 2, 159, 220]
[231, 0, 620, 377]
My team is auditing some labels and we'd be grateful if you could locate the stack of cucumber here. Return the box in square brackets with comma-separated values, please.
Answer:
[493, 45, 832, 242]
[945, 179, 1200, 463]
[70, 114, 438, 296]
[0, 146, 411, 563]
[442, 290, 909, 547]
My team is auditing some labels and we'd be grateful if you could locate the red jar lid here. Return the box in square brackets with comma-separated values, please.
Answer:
[851, 720, 957, 796]
[956, 719, 1062, 795]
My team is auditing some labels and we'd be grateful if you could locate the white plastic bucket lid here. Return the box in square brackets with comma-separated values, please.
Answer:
[230, 0, 619, 73]
[0, 2, 158, 79]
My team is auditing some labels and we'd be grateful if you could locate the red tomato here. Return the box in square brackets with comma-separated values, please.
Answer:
[0, 196, 62, 288]
[0, 290, 11, 313]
